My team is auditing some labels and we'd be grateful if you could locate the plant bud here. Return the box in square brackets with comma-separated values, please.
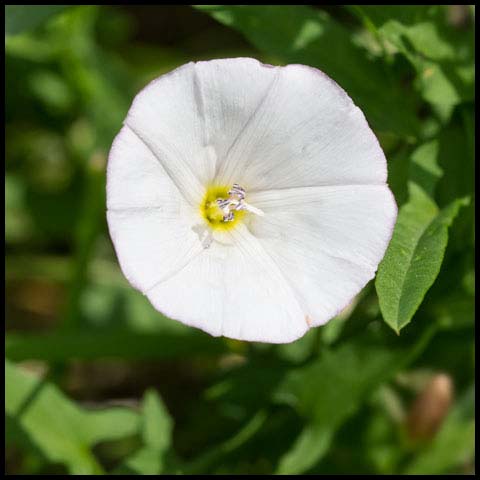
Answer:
[406, 373, 453, 441]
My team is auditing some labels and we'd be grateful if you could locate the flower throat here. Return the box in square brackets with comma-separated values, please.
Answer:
[200, 183, 263, 230]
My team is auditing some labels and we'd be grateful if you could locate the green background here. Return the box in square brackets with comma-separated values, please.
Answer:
[5, 5, 475, 475]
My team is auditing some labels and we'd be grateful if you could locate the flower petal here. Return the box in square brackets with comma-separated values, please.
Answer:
[107, 207, 204, 295]
[247, 184, 397, 325]
[107, 126, 184, 210]
[146, 223, 308, 343]
[124, 62, 209, 206]
[193, 58, 279, 179]
[214, 63, 387, 190]
[123, 58, 280, 206]
[107, 126, 205, 293]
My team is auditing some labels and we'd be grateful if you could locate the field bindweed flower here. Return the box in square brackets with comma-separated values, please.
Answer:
[107, 58, 397, 343]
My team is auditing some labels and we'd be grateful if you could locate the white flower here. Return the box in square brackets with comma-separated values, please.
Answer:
[106, 58, 397, 344]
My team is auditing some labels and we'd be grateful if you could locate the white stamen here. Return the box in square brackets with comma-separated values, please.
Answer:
[228, 183, 246, 200]
[217, 184, 264, 222]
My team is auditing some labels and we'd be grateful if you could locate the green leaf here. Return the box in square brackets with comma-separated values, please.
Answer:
[405, 385, 475, 474]
[381, 19, 455, 61]
[356, 6, 474, 121]
[141, 389, 173, 453]
[349, 5, 435, 27]
[376, 183, 469, 333]
[120, 447, 164, 475]
[196, 5, 419, 137]
[276, 423, 332, 474]
[115, 389, 173, 475]
[5, 5, 69, 36]
[81, 408, 139, 447]
[409, 140, 443, 198]
[273, 329, 434, 473]
[276, 340, 415, 422]
[5, 359, 141, 474]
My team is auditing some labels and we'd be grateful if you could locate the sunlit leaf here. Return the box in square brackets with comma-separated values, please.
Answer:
[114, 389, 174, 475]
[196, 5, 419, 137]
[5, 360, 140, 474]
[376, 183, 469, 333]
[142, 389, 173, 453]
[355, 6, 474, 122]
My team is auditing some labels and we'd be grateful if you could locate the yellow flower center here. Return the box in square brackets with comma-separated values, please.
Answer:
[200, 185, 246, 230]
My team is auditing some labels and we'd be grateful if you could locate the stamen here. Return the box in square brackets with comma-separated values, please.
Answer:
[228, 183, 245, 200]
[216, 183, 264, 222]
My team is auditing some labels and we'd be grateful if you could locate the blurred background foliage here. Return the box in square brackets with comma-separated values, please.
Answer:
[5, 5, 474, 475]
